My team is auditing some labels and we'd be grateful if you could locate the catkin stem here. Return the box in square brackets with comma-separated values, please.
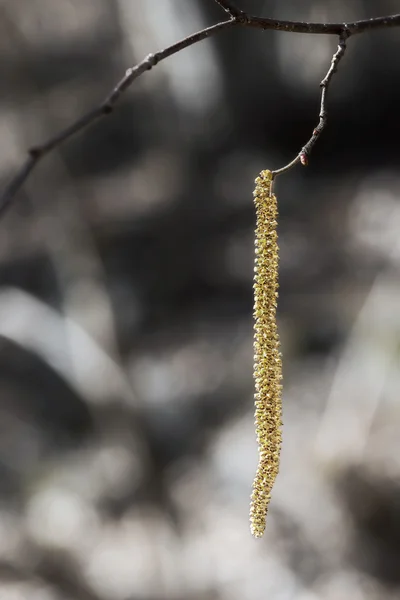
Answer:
[250, 169, 283, 538]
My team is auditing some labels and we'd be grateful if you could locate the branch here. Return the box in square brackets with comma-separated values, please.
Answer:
[1, 5, 400, 216]
[272, 30, 349, 179]
[245, 13, 400, 35]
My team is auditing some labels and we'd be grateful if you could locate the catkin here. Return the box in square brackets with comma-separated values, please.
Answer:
[250, 169, 283, 538]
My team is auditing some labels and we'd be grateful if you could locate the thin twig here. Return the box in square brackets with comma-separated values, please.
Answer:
[1, 4, 400, 215]
[0, 17, 235, 217]
[272, 30, 349, 179]
[213, 0, 245, 20]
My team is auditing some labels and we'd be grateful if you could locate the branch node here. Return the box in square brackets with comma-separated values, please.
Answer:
[234, 11, 248, 25]
[341, 24, 351, 40]
[145, 53, 158, 68]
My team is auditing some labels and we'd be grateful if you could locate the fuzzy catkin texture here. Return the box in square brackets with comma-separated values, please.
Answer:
[250, 169, 283, 539]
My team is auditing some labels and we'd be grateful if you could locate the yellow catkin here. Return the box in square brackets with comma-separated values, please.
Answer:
[250, 169, 283, 538]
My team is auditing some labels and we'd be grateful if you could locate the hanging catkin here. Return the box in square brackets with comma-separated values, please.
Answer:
[250, 169, 283, 538]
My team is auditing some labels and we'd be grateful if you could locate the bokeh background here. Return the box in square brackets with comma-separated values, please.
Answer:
[0, 1, 400, 599]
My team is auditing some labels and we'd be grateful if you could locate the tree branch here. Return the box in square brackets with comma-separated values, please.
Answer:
[1, 4, 400, 216]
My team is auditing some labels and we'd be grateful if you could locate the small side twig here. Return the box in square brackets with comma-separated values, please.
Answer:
[213, 0, 245, 20]
[272, 29, 349, 179]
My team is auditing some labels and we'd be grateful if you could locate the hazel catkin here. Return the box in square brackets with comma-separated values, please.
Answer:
[250, 169, 283, 538]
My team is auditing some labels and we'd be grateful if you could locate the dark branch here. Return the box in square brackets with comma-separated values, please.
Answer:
[1, 5, 400, 215]
[245, 13, 400, 35]
[272, 30, 349, 178]
[29, 18, 235, 158]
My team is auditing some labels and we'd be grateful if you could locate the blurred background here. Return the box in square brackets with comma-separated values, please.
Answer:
[0, 0, 400, 598]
